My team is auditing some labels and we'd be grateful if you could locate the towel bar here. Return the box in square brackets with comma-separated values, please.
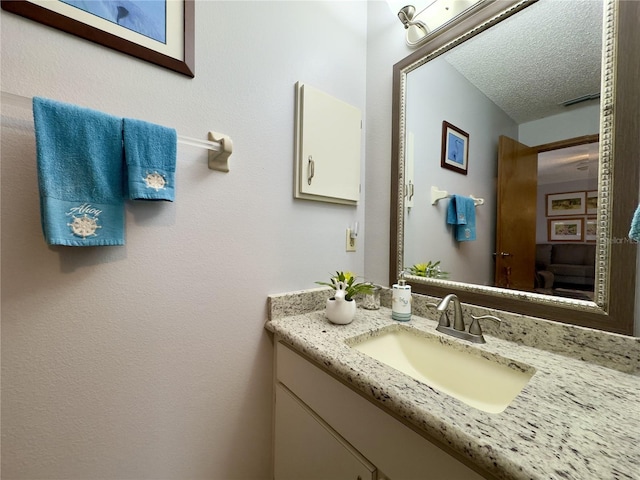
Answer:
[1, 91, 232, 171]
[430, 185, 484, 206]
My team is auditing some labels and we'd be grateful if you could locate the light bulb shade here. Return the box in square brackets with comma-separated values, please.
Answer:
[406, 22, 430, 44]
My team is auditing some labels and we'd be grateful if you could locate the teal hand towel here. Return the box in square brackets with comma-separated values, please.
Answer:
[123, 118, 177, 201]
[629, 204, 640, 241]
[32, 97, 125, 246]
[447, 195, 476, 242]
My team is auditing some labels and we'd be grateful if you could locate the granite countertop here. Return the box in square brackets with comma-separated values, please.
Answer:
[266, 289, 640, 480]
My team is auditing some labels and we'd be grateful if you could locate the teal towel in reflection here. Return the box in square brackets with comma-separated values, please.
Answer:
[629, 204, 640, 241]
[447, 195, 476, 242]
[32, 97, 125, 246]
[123, 117, 177, 201]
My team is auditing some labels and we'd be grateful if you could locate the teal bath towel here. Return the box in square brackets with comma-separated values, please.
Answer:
[32, 97, 125, 246]
[123, 117, 177, 201]
[447, 195, 476, 242]
[629, 204, 640, 241]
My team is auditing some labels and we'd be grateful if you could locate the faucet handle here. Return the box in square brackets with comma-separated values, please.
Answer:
[469, 315, 502, 335]
[426, 302, 449, 326]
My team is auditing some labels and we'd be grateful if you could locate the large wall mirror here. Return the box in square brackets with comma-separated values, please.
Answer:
[390, 0, 639, 335]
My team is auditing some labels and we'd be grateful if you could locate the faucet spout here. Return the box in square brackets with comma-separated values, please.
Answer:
[433, 294, 502, 344]
[436, 294, 465, 331]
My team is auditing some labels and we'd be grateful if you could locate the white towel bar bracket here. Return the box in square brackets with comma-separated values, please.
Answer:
[208, 131, 232, 172]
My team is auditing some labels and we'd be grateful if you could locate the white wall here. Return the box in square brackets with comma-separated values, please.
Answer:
[1, 2, 367, 478]
[403, 56, 517, 285]
[518, 102, 600, 146]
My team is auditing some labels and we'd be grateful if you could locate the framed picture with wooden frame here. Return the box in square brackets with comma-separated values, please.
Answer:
[546, 191, 586, 217]
[548, 217, 583, 242]
[1, 0, 195, 77]
[441, 121, 469, 175]
[585, 217, 597, 242]
[586, 190, 598, 215]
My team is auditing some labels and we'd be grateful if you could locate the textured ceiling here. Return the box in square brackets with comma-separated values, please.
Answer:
[444, 0, 603, 124]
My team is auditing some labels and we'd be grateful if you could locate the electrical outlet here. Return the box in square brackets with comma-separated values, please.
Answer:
[346, 228, 356, 252]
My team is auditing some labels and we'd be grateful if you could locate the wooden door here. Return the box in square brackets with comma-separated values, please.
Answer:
[495, 136, 538, 290]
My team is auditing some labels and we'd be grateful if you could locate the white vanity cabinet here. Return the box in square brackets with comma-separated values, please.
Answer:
[273, 339, 487, 480]
[275, 384, 377, 479]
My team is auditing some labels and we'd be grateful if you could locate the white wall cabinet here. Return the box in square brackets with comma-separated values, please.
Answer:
[294, 82, 362, 205]
[273, 339, 488, 480]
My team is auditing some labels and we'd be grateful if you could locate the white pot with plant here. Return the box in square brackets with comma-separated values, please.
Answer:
[316, 271, 374, 325]
[407, 261, 449, 278]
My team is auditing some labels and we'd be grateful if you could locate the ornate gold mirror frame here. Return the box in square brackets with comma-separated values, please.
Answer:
[390, 0, 639, 335]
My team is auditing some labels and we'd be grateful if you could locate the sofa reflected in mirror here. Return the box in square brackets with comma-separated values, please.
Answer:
[535, 243, 595, 301]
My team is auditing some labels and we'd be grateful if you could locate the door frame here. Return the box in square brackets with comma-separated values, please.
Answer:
[494, 136, 539, 291]
[528, 134, 600, 291]
[495, 134, 600, 290]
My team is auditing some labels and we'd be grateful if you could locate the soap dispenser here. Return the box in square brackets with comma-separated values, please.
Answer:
[392, 271, 412, 322]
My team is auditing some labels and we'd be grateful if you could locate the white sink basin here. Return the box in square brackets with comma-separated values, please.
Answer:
[348, 326, 535, 414]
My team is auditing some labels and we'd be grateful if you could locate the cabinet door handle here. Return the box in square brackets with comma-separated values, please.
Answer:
[307, 155, 315, 185]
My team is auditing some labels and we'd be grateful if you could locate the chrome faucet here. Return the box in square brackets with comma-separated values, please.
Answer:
[436, 293, 465, 331]
[435, 294, 501, 344]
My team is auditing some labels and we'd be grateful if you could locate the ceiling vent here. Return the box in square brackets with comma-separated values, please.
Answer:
[560, 93, 601, 107]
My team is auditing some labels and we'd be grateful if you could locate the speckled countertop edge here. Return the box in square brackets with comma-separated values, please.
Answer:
[268, 287, 640, 374]
[266, 289, 640, 480]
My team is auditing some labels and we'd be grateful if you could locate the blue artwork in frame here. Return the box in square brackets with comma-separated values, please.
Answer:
[1, 0, 194, 77]
[61, 1, 167, 43]
[441, 121, 469, 175]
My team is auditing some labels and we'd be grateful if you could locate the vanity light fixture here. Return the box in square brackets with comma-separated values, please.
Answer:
[397, 4, 431, 46]
[392, 0, 485, 47]
[397, 4, 418, 27]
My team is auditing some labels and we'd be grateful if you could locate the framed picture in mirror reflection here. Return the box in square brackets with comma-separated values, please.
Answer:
[546, 191, 586, 216]
[548, 218, 583, 242]
[585, 217, 597, 242]
[441, 121, 469, 175]
[586, 191, 598, 215]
